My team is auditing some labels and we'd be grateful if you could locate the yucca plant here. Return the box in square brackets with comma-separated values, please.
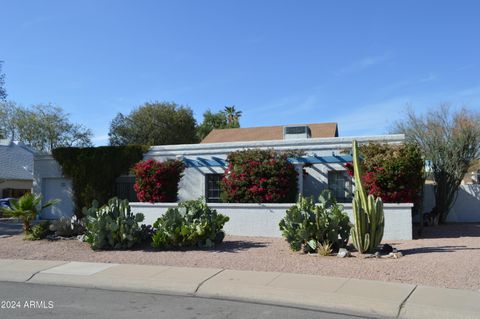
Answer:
[318, 241, 333, 256]
[0, 193, 59, 235]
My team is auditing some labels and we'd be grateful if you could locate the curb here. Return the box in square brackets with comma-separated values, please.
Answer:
[0, 259, 479, 318]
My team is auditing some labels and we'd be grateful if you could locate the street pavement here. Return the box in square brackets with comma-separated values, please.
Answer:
[0, 258, 479, 318]
[0, 282, 364, 319]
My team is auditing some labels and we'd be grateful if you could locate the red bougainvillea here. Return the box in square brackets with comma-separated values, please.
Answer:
[345, 143, 424, 204]
[220, 149, 298, 203]
[132, 159, 185, 203]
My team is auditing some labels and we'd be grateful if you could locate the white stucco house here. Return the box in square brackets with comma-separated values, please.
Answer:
[34, 123, 416, 240]
[0, 139, 35, 199]
[145, 124, 403, 203]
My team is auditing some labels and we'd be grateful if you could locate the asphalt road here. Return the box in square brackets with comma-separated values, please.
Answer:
[0, 282, 369, 319]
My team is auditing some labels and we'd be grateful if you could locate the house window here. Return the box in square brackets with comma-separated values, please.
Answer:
[115, 175, 137, 202]
[205, 174, 222, 203]
[328, 171, 352, 202]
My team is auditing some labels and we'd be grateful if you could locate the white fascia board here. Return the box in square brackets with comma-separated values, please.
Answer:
[146, 134, 405, 157]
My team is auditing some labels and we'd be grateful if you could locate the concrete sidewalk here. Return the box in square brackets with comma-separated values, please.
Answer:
[0, 259, 478, 319]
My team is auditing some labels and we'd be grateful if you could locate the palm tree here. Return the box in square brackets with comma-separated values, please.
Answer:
[1, 193, 59, 235]
[223, 106, 242, 128]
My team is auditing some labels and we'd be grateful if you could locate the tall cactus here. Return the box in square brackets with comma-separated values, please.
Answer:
[350, 140, 385, 253]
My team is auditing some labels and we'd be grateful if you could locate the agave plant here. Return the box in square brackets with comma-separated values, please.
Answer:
[0, 193, 59, 235]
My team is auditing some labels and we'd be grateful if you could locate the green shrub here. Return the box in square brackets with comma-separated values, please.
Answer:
[26, 221, 51, 241]
[52, 145, 148, 217]
[83, 197, 144, 250]
[220, 149, 298, 203]
[152, 199, 229, 249]
[279, 190, 351, 253]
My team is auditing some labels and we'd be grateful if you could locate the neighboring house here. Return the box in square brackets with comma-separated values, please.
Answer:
[34, 122, 403, 218]
[0, 139, 35, 199]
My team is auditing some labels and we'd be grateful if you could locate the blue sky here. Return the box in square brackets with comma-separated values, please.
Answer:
[1, 1, 479, 144]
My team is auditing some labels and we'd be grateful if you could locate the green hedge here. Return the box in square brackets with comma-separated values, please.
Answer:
[52, 145, 148, 216]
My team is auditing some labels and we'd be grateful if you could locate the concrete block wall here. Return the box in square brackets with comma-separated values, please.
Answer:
[423, 184, 480, 222]
[130, 202, 413, 240]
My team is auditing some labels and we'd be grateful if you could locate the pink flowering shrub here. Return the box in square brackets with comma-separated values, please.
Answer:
[344, 143, 424, 204]
[133, 159, 185, 202]
[220, 149, 298, 203]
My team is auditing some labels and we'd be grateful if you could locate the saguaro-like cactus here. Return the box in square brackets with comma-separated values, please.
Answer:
[350, 140, 385, 254]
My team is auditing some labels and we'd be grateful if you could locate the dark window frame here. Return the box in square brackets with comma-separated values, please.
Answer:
[327, 170, 352, 202]
[205, 174, 223, 203]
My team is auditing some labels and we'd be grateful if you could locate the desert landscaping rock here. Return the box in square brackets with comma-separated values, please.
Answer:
[388, 251, 403, 259]
[0, 223, 479, 290]
[336, 248, 350, 258]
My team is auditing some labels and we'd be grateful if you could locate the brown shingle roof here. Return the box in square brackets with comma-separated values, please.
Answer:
[201, 123, 338, 144]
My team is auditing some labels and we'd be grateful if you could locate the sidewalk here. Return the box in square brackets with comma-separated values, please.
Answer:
[0, 258, 478, 319]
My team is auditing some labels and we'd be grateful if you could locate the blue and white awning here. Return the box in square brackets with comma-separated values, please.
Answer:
[287, 155, 353, 165]
[182, 155, 352, 168]
[183, 157, 228, 168]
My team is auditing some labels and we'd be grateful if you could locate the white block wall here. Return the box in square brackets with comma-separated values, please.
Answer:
[423, 184, 480, 222]
[130, 202, 413, 240]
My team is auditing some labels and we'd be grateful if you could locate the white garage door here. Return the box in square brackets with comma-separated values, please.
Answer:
[42, 178, 74, 219]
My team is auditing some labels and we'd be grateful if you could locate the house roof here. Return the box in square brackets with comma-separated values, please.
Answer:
[0, 139, 35, 181]
[201, 123, 338, 144]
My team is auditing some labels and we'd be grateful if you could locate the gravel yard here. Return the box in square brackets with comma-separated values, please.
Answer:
[0, 223, 479, 291]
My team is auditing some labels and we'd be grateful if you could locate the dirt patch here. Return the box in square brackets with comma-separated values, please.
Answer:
[0, 223, 479, 290]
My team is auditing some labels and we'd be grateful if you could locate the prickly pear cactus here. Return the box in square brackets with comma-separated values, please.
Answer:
[350, 140, 385, 254]
[84, 197, 144, 250]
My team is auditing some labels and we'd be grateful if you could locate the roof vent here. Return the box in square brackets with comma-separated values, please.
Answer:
[283, 125, 311, 140]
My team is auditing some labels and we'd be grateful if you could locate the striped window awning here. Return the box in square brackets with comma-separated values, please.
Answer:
[182, 155, 352, 168]
[287, 155, 353, 165]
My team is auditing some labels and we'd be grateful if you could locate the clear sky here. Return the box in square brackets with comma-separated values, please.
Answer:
[1, 1, 479, 144]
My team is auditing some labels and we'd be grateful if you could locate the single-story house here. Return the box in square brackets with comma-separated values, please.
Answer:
[145, 123, 402, 203]
[0, 139, 34, 199]
[34, 123, 416, 240]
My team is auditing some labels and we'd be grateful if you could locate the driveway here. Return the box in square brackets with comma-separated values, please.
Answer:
[0, 219, 23, 236]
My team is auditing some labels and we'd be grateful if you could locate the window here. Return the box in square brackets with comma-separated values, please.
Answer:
[115, 175, 137, 202]
[328, 171, 352, 202]
[205, 174, 222, 203]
